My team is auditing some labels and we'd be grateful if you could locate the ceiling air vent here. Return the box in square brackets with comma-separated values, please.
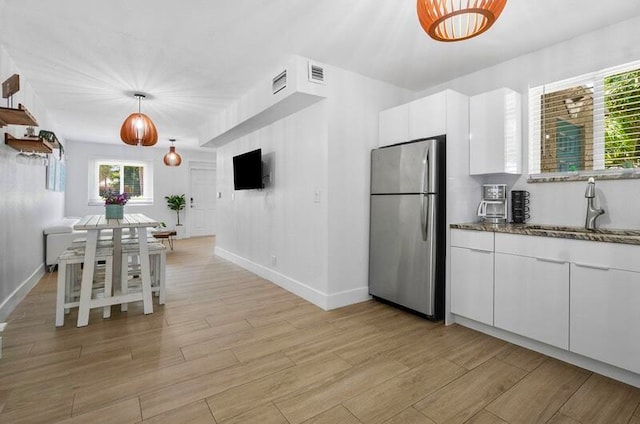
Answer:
[272, 70, 287, 95]
[308, 62, 325, 84]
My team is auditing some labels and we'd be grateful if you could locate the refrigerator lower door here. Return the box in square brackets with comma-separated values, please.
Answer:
[369, 193, 436, 316]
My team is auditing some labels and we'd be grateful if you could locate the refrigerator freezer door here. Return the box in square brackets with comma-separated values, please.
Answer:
[369, 193, 437, 315]
[371, 139, 433, 194]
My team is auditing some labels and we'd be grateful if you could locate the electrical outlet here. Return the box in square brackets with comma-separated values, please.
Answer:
[271, 255, 277, 267]
[313, 189, 321, 203]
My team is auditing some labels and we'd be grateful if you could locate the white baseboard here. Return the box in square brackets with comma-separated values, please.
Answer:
[454, 315, 640, 388]
[214, 247, 370, 310]
[0, 263, 45, 321]
[326, 286, 371, 310]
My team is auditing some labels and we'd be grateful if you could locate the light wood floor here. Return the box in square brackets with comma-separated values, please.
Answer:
[1, 236, 639, 424]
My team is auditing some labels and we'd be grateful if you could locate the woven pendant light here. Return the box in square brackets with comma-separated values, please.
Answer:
[417, 0, 507, 42]
[120, 93, 158, 146]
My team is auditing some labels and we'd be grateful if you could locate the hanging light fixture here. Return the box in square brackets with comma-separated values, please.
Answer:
[417, 0, 507, 42]
[120, 93, 158, 146]
[163, 138, 182, 166]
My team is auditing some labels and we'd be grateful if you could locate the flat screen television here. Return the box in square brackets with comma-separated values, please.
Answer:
[233, 148, 263, 190]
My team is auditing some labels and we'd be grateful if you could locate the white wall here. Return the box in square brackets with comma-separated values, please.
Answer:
[65, 141, 216, 232]
[215, 102, 331, 303]
[325, 66, 414, 307]
[215, 65, 412, 309]
[0, 45, 66, 319]
[418, 16, 640, 229]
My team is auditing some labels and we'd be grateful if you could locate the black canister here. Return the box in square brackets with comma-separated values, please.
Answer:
[511, 190, 530, 223]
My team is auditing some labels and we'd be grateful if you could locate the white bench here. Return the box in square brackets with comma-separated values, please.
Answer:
[56, 242, 166, 327]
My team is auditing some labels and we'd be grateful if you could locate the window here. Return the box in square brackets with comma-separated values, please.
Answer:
[529, 60, 640, 178]
[88, 159, 153, 205]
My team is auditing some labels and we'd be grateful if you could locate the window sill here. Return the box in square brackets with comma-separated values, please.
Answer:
[528, 170, 640, 183]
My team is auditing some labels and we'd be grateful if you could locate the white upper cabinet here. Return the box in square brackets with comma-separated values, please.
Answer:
[408, 91, 447, 141]
[469, 88, 522, 175]
[379, 103, 409, 147]
[379, 91, 449, 148]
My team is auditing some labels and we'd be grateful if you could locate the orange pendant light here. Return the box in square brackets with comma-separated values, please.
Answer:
[163, 139, 182, 166]
[120, 93, 158, 146]
[417, 0, 507, 42]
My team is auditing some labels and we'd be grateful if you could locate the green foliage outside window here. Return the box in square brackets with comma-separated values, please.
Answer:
[604, 69, 640, 168]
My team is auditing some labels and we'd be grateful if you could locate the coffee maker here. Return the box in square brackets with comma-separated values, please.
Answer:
[477, 184, 507, 224]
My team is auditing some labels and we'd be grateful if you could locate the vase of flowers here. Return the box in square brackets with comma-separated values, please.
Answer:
[104, 192, 129, 219]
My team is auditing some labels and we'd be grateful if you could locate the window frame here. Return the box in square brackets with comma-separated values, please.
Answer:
[88, 158, 154, 206]
[528, 59, 640, 181]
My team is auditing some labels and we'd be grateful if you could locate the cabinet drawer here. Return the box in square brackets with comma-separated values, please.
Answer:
[496, 232, 640, 273]
[495, 233, 570, 261]
[451, 229, 494, 251]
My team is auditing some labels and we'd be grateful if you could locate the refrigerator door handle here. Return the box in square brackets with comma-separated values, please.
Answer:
[420, 144, 429, 195]
[420, 144, 429, 241]
[421, 194, 428, 241]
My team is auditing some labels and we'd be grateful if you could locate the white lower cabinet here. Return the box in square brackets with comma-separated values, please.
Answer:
[570, 264, 640, 374]
[450, 246, 494, 325]
[451, 229, 640, 380]
[494, 253, 569, 349]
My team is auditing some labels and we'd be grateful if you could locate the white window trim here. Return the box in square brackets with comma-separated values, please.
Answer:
[88, 158, 154, 206]
[528, 59, 640, 179]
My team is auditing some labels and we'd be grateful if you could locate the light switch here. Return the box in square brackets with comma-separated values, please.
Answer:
[313, 189, 321, 203]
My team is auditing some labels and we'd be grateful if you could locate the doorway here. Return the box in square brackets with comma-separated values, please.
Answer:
[188, 163, 216, 237]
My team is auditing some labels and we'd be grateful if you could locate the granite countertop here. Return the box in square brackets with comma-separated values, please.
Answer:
[450, 222, 640, 246]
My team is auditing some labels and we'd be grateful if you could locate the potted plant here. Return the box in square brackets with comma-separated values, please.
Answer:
[104, 192, 129, 219]
[165, 194, 186, 238]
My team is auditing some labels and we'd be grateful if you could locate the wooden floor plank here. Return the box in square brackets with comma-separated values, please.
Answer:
[486, 358, 591, 424]
[72, 349, 238, 415]
[206, 353, 351, 422]
[56, 397, 141, 424]
[218, 402, 288, 424]
[494, 344, 547, 372]
[559, 373, 640, 424]
[137, 400, 216, 424]
[275, 358, 409, 424]
[301, 405, 362, 424]
[139, 352, 294, 420]
[414, 357, 526, 424]
[343, 358, 467, 424]
[382, 408, 436, 424]
[464, 410, 508, 424]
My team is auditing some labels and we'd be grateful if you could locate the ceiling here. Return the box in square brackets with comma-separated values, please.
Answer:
[0, 0, 639, 151]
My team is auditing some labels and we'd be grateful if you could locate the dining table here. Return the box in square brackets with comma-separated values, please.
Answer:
[73, 213, 159, 327]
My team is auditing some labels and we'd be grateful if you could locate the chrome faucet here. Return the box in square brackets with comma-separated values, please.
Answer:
[584, 177, 605, 230]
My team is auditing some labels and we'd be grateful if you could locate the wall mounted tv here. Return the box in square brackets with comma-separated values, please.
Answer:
[233, 148, 264, 190]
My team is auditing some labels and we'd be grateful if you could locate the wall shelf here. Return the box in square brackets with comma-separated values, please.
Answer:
[0, 104, 38, 127]
[4, 133, 53, 153]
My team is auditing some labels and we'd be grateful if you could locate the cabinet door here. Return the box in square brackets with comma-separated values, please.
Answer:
[494, 253, 569, 349]
[469, 88, 521, 175]
[409, 92, 447, 140]
[379, 103, 409, 147]
[451, 246, 494, 325]
[570, 264, 640, 374]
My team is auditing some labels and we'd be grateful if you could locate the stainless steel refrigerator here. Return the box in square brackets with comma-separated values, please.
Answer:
[368, 136, 446, 320]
